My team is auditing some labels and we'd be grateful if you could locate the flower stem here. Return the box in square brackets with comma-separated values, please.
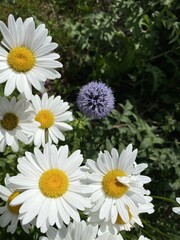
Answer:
[152, 195, 176, 203]
[45, 129, 49, 144]
[142, 219, 175, 239]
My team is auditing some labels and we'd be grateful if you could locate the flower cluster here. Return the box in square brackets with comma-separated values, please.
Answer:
[0, 14, 178, 240]
[1, 143, 152, 239]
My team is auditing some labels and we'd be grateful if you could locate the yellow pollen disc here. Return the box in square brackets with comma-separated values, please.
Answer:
[102, 169, 128, 198]
[116, 208, 133, 225]
[1, 113, 18, 130]
[39, 169, 69, 198]
[8, 46, 35, 72]
[35, 110, 54, 129]
[7, 191, 21, 214]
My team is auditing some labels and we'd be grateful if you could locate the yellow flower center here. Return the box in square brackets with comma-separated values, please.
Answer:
[116, 208, 133, 225]
[7, 46, 35, 72]
[102, 169, 128, 198]
[35, 110, 54, 129]
[7, 191, 21, 214]
[39, 169, 69, 198]
[1, 113, 18, 130]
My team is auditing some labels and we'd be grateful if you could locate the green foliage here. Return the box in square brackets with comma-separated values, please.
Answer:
[0, 0, 179, 239]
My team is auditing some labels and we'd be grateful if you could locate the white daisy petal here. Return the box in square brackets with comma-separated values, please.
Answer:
[23, 78, 32, 100]
[0, 20, 15, 49]
[49, 128, 59, 143]
[10, 189, 40, 206]
[63, 192, 86, 211]
[9, 177, 38, 189]
[8, 14, 19, 45]
[116, 199, 129, 223]
[0, 186, 12, 200]
[22, 195, 43, 225]
[63, 150, 83, 172]
[34, 147, 49, 170]
[110, 148, 119, 168]
[118, 150, 127, 170]
[173, 197, 180, 215]
[15, 73, 25, 92]
[0, 69, 11, 84]
[57, 145, 69, 169]
[60, 196, 80, 222]
[34, 129, 43, 146]
[87, 159, 104, 175]
[0, 46, 8, 57]
[48, 199, 58, 226]
[49, 144, 59, 168]
[0, 62, 9, 70]
[0, 212, 12, 228]
[57, 198, 70, 225]
[36, 198, 50, 228]
[31, 24, 48, 51]
[138, 235, 150, 240]
[123, 195, 138, 218]
[4, 77, 16, 96]
[111, 202, 118, 224]
[35, 43, 58, 57]
[100, 198, 113, 220]
[34, 66, 61, 79]
[19, 192, 44, 214]
[26, 71, 46, 92]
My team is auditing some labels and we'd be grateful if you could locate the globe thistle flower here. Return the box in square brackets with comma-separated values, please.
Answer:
[77, 81, 114, 119]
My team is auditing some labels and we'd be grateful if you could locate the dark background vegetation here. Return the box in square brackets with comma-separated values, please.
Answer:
[0, 0, 179, 239]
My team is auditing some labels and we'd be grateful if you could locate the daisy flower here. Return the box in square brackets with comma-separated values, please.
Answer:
[87, 209, 142, 235]
[172, 197, 180, 215]
[77, 81, 115, 119]
[40, 221, 98, 240]
[85, 144, 151, 224]
[31, 93, 73, 147]
[40, 221, 123, 240]
[0, 14, 62, 99]
[0, 96, 39, 152]
[87, 194, 154, 235]
[96, 233, 124, 240]
[9, 144, 91, 233]
[0, 174, 31, 234]
[139, 236, 150, 240]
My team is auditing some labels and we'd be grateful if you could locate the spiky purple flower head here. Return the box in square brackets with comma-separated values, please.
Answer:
[77, 81, 115, 119]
